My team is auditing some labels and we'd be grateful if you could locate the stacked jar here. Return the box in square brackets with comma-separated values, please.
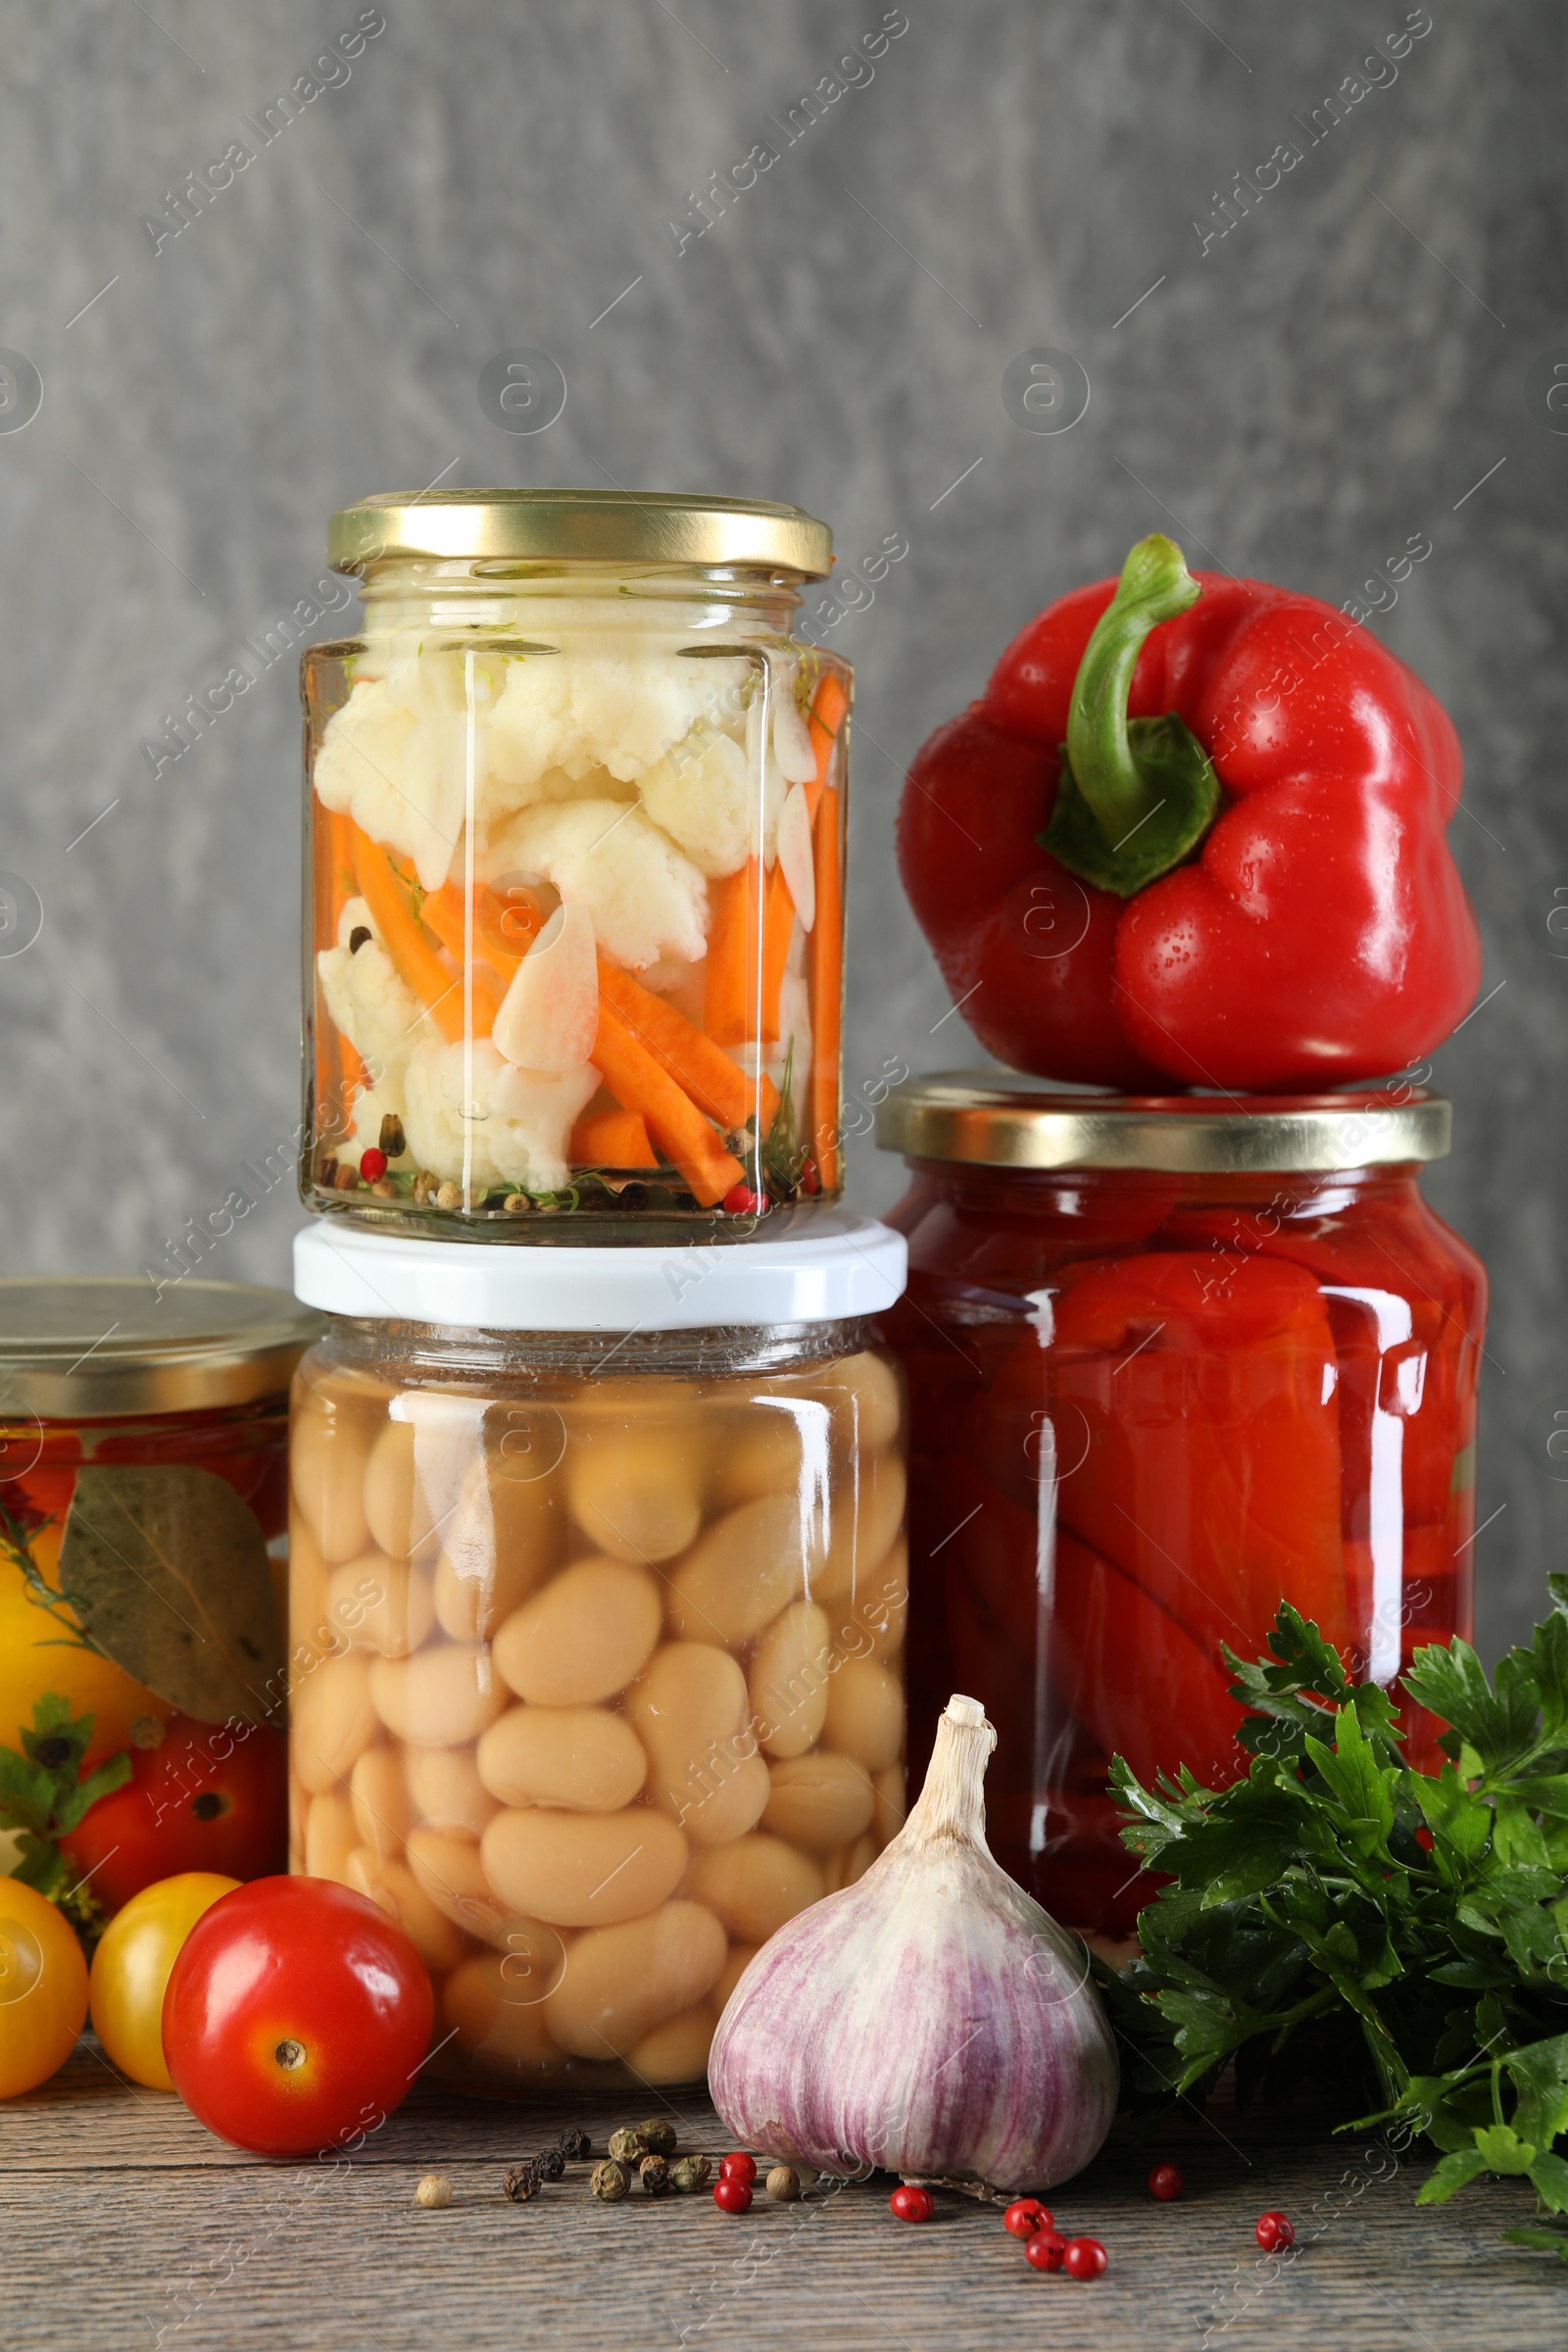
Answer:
[289, 490, 910, 2094]
[874, 1074, 1487, 1942]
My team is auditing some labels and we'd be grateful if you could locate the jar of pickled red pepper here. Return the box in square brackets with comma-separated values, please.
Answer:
[0, 1279, 317, 1774]
[302, 490, 850, 1236]
[874, 1074, 1486, 1941]
[287, 1218, 907, 2093]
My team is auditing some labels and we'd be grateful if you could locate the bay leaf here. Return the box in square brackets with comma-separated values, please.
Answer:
[59, 1465, 283, 1726]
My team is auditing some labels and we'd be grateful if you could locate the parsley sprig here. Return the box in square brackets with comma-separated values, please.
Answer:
[0, 1693, 130, 1949]
[1099, 1581, 1568, 2252]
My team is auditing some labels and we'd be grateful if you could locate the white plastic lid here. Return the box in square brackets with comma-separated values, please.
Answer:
[292, 1216, 907, 1334]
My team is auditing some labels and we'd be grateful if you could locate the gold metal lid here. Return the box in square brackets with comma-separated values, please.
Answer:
[875, 1070, 1450, 1174]
[327, 489, 833, 579]
[0, 1280, 321, 1421]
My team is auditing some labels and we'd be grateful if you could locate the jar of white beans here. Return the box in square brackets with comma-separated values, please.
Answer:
[287, 1218, 907, 2095]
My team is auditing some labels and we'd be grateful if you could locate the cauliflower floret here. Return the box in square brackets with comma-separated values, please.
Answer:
[313, 677, 465, 894]
[318, 934, 425, 1095]
[402, 1039, 599, 1191]
[484, 799, 709, 971]
[479, 651, 750, 822]
[638, 727, 753, 879]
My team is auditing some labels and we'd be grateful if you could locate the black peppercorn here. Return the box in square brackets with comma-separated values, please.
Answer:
[534, 2147, 565, 2181]
[349, 925, 371, 955]
[560, 2128, 593, 2160]
[502, 2162, 542, 2203]
[639, 2155, 671, 2197]
[639, 2118, 677, 2158]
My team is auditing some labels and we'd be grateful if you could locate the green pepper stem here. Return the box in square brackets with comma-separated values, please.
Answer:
[1065, 534, 1203, 845]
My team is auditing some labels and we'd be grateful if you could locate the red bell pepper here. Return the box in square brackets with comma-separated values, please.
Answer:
[899, 534, 1481, 1090]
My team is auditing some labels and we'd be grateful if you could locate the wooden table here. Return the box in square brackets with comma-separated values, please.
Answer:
[5, 2039, 1563, 2351]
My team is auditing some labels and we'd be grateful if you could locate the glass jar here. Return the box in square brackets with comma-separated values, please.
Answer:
[875, 1075, 1487, 1943]
[301, 490, 850, 1237]
[0, 1280, 316, 1778]
[287, 1218, 907, 2094]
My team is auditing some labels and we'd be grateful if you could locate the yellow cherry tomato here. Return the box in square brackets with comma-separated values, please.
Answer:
[0, 1519, 170, 1770]
[0, 1877, 89, 2097]
[88, 1872, 240, 2090]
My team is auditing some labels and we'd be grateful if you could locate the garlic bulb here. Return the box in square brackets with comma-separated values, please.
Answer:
[708, 1693, 1118, 2197]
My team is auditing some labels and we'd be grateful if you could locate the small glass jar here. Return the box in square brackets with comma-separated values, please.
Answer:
[287, 1218, 907, 2095]
[302, 490, 850, 1237]
[0, 1280, 317, 1771]
[875, 1075, 1487, 1942]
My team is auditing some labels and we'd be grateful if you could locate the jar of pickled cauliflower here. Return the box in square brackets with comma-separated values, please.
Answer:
[287, 1218, 907, 2093]
[875, 1074, 1487, 1941]
[303, 489, 850, 1236]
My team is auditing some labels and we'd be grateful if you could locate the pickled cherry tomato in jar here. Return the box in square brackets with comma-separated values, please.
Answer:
[303, 490, 851, 1237]
[0, 1281, 315, 1864]
[876, 1076, 1485, 1937]
[286, 1217, 907, 2097]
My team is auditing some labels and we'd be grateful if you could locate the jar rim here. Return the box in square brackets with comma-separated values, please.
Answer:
[0, 1279, 321, 1419]
[875, 1070, 1450, 1173]
[327, 489, 832, 580]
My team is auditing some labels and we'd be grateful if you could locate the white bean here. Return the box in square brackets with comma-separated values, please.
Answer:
[290, 1403, 372, 1563]
[543, 1900, 726, 2059]
[492, 1557, 661, 1706]
[761, 1752, 875, 1852]
[303, 1789, 358, 1881]
[822, 1657, 905, 1772]
[442, 1952, 565, 2075]
[817, 1451, 906, 1601]
[750, 1601, 832, 1760]
[351, 1745, 412, 1859]
[625, 1642, 748, 1819]
[666, 1494, 822, 1649]
[434, 1451, 563, 1642]
[625, 2003, 716, 2084]
[476, 1705, 648, 1813]
[293, 1652, 378, 1793]
[325, 1552, 434, 1660]
[369, 1646, 508, 1747]
[687, 1834, 824, 1942]
[406, 1744, 499, 1838]
[345, 1847, 466, 1974]
[565, 1426, 704, 1564]
[481, 1804, 687, 1928]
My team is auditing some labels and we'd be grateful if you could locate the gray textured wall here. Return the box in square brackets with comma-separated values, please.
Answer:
[1, 3, 1560, 1659]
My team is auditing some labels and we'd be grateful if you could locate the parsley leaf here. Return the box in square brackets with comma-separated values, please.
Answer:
[1099, 1597, 1568, 2254]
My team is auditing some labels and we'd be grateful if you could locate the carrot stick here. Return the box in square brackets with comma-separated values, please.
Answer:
[704, 858, 765, 1048]
[349, 827, 468, 1044]
[810, 784, 844, 1190]
[599, 959, 778, 1134]
[571, 1104, 656, 1168]
[417, 883, 507, 1032]
[591, 1006, 744, 1206]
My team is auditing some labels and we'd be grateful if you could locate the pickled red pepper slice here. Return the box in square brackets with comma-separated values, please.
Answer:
[1050, 1251, 1349, 1664]
[1049, 1530, 1246, 1790]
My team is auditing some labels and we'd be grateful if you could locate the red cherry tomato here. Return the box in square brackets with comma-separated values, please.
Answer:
[719, 2151, 758, 2184]
[1150, 2162, 1185, 2201]
[890, 2184, 935, 2223]
[712, 2177, 753, 2214]
[1062, 2236, 1107, 2279]
[59, 1715, 286, 1914]
[1004, 2197, 1053, 2239]
[162, 1877, 432, 2155]
[1255, 2210, 1295, 2251]
[1025, 2230, 1067, 2273]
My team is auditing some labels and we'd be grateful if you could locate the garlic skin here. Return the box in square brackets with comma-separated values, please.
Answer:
[708, 1693, 1118, 2196]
